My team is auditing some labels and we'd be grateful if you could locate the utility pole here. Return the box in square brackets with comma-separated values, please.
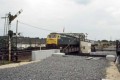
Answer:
[16, 20, 18, 57]
[8, 27, 12, 62]
[1, 14, 8, 36]
[79, 34, 81, 54]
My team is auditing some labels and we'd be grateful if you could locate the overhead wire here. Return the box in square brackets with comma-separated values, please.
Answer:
[18, 21, 59, 32]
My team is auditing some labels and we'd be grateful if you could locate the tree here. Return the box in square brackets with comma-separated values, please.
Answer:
[101, 40, 108, 42]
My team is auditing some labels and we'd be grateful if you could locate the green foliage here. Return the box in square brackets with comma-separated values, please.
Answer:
[101, 40, 108, 42]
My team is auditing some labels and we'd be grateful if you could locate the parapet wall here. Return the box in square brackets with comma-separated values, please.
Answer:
[32, 49, 60, 61]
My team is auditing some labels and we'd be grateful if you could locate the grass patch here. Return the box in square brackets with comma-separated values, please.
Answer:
[0, 60, 12, 66]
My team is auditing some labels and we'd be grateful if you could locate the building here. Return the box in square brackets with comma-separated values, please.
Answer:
[0, 36, 46, 49]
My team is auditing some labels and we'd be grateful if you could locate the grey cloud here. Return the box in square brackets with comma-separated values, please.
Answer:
[0, 0, 120, 40]
[73, 0, 91, 4]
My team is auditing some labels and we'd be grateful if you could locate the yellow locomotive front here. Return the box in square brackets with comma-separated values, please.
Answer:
[46, 33, 60, 48]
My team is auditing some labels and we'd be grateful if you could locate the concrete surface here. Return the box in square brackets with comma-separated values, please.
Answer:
[90, 51, 116, 56]
[52, 53, 65, 56]
[32, 49, 60, 61]
[106, 55, 116, 62]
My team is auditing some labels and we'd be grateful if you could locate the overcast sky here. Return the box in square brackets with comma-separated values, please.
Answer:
[0, 0, 120, 40]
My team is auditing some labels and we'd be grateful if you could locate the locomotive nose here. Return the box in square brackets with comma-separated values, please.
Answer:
[46, 38, 58, 45]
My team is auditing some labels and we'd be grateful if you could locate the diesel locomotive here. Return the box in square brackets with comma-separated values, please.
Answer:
[46, 33, 85, 53]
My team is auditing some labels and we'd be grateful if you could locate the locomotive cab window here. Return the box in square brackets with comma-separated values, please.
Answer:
[48, 34, 56, 38]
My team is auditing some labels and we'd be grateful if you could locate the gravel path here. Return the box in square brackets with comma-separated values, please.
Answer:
[90, 51, 116, 56]
[0, 56, 109, 80]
